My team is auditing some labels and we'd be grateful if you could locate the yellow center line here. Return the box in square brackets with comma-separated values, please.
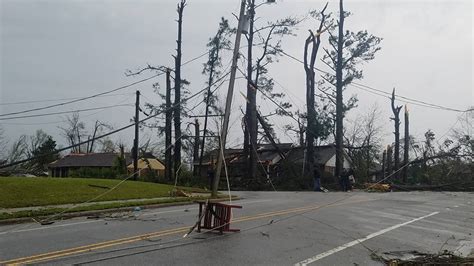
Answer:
[1, 197, 372, 265]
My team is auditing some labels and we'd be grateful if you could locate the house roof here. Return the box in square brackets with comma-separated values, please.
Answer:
[285, 145, 338, 165]
[257, 143, 294, 151]
[49, 153, 133, 168]
[196, 143, 351, 167]
[127, 158, 165, 170]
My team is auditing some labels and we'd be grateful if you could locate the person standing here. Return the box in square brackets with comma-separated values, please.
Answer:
[348, 169, 356, 191]
[340, 169, 350, 192]
[313, 168, 322, 192]
[207, 167, 215, 191]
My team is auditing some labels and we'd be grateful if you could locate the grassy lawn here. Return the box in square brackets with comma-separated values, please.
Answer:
[0, 177, 208, 208]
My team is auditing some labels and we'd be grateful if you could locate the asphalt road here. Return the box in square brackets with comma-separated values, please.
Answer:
[0, 191, 473, 265]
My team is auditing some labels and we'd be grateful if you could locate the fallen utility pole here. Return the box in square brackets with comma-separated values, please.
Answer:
[212, 0, 246, 197]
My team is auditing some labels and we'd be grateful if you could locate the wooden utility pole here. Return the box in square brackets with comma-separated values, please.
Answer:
[174, 0, 186, 180]
[382, 149, 386, 180]
[133, 90, 140, 180]
[165, 69, 173, 181]
[390, 88, 402, 180]
[402, 105, 410, 182]
[335, 0, 345, 181]
[212, 0, 246, 197]
[193, 119, 200, 176]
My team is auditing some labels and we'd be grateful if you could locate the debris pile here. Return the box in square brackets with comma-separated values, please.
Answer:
[391, 182, 474, 192]
[365, 183, 391, 192]
[373, 250, 474, 265]
[170, 188, 191, 197]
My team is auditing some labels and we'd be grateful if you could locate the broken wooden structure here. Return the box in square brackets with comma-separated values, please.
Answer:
[196, 201, 242, 234]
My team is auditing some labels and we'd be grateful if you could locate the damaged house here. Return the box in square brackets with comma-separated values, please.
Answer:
[195, 143, 352, 188]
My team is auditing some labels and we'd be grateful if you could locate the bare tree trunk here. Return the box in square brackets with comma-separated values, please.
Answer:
[335, 0, 345, 181]
[245, 0, 258, 182]
[173, 0, 186, 178]
[165, 69, 173, 181]
[303, 4, 327, 177]
[402, 105, 409, 182]
[387, 145, 393, 179]
[304, 36, 315, 177]
[391, 88, 402, 180]
[298, 118, 305, 147]
[366, 135, 371, 179]
[199, 57, 216, 177]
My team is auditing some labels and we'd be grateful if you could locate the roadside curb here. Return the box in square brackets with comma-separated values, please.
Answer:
[0, 196, 240, 226]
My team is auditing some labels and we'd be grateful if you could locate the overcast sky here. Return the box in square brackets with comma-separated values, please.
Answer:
[1, 0, 472, 153]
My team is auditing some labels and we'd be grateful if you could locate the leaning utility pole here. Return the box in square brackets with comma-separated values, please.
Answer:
[402, 105, 410, 182]
[212, 0, 246, 197]
[133, 90, 140, 180]
[165, 69, 173, 181]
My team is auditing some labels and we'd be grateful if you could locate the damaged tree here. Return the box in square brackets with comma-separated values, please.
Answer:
[390, 88, 402, 179]
[242, 0, 300, 183]
[303, 3, 328, 176]
[199, 18, 231, 175]
[320, 0, 382, 181]
[173, 0, 186, 178]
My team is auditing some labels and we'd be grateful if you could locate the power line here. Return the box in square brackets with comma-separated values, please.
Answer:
[0, 69, 230, 170]
[0, 97, 133, 126]
[0, 51, 211, 118]
[0, 104, 133, 121]
[0, 93, 133, 106]
[276, 49, 471, 113]
[0, 75, 161, 118]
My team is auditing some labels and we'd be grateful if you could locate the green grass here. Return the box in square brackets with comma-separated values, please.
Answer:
[0, 177, 208, 208]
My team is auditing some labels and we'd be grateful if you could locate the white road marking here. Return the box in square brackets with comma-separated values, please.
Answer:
[294, 211, 440, 266]
[0, 199, 272, 235]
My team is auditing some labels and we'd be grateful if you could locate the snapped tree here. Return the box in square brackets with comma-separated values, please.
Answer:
[390, 88, 402, 180]
[303, 3, 328, 176]
[241, 0, 300, 183]
[320, 0, 382, 181]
